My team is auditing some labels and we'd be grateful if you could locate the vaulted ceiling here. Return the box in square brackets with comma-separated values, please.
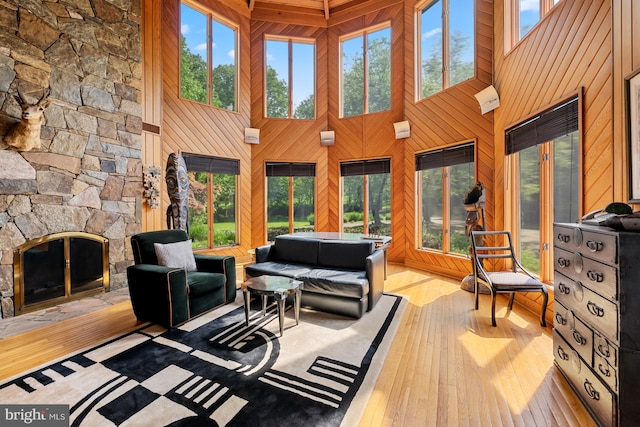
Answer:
[249, 0, 365, 20]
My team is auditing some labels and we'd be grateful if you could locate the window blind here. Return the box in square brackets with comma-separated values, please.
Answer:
[415, 142, 475, 171]
[505, 96, 579, 154]
[183, 154, 240, 175]
[340, 158, 391, 176]
[265, 162, 316, 177]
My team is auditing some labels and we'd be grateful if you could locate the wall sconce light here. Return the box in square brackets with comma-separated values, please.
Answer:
[393, 120, 410, 139]
[474, 85, 500, 114]
[320, 130, 335, 146]
[244, 127, 260, 144]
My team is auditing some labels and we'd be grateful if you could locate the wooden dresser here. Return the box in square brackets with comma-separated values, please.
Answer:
[553, 223, 640, 426]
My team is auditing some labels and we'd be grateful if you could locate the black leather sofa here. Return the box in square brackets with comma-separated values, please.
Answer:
[245, 235, 385, 318]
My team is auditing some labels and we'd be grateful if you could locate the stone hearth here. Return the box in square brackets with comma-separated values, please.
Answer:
[0, 0, 142, 318]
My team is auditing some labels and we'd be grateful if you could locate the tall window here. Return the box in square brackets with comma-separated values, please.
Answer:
[340, 24, 391, 118]
[417, 143, 475, 254]
[506, 0, 562, 50]
[341, 159, 391, 235]
[266, 163, 316, 241]
[180, 2, 238, 111]
[265, 37, 315, 119]
[183, 154, 239, 249]
[417, 0, 475, 100]
[506, 95, 580, 282]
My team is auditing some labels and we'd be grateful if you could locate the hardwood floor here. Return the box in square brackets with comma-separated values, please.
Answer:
[0, 264, 595, 426]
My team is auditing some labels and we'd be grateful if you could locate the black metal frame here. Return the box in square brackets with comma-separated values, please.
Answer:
[470, 230, 548, 327]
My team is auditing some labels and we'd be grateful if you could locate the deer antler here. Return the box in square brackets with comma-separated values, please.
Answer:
[37, 88, 51, 106]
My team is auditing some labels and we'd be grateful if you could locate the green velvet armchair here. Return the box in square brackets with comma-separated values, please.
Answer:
[127, 230, 236, 329]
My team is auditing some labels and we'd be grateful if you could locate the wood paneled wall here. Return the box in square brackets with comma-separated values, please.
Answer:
[249, 21, 330, 248]
[140, 1, 633, 323]
[493, 0, 613, 320]
[402, 0, 494, 276]
[142, 0, 254, 261]
[613, 0, 640, 206]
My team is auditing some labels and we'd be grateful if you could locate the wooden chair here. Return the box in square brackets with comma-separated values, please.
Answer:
[470, 230, 548, 327]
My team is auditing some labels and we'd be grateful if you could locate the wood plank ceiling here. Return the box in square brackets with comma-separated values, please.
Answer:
[249, 0, 361, 19]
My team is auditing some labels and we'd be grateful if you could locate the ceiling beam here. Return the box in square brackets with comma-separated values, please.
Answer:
[323, 0, 329, 20]
[249, 0, 255, 11]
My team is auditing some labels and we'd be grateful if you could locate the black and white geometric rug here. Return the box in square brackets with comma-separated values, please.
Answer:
[0, 293, 406, 427]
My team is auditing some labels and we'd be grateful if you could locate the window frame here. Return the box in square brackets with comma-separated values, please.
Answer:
[339, 22, 392, 118]
[179, 0, 239, 111]
[415, 0, 476, 101]
[340, 158, 392, 235]
[264, 35, 316, 120]
[265, 162, 317, 241]
[505, 0, 561, 53]
[505, 94, 582, 283]
[415, 141, 476, 254]
[183, 154, 240, 249]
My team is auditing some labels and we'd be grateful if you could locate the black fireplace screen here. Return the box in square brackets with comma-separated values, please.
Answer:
[14, 232, 109, 314]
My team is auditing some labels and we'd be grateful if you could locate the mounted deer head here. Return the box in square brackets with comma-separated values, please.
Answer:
[2, 88, 51, 152]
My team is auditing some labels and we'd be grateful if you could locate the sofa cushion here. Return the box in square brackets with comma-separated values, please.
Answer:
[154, 240, 197, 272]
[317, 240, 374, 270]
[245, 261, 313, 279]
[273, 236, 319, 265]
[188, 271, 225, 297]
[298, 268, 369, 299]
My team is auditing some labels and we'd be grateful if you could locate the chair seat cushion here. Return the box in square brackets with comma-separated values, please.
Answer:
[245, 262, 313, 279]
[297, 268, 369, 299]
[485, 272, 544, 287]
[188, 271, 225, 296]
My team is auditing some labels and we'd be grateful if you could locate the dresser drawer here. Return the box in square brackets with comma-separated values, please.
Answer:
[554, 247, 618, 301]
[554, 300, 594, 366]
[554, 331, 615, 427]
[594, 330, 618, 368]
[555, 272, 619, 342]
[594, 352, 618, 393]
[554, 224, 618, 266]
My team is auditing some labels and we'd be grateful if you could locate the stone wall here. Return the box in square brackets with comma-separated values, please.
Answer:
[0, 0, 142, 318]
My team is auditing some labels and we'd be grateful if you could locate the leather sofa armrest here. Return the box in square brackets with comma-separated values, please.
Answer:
[366, 249, 385, 311]
[194, 254, 237, 303]
[254, 243, 274, 263]
[126, 264, 189, 328]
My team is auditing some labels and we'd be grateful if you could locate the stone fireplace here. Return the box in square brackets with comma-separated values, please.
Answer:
[0, 0, 143, 318]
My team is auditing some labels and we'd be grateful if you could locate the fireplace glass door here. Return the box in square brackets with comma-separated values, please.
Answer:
[14, 232, 109, 314]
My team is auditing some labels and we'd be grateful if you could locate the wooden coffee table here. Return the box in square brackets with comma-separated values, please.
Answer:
[242, 275, 303, 336]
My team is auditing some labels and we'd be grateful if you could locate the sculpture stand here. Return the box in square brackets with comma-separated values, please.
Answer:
[461, 201, 490, 294]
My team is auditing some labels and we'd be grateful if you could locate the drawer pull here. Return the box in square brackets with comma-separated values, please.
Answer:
[573, 330, 587, 346]
[598, 363, 611, 378]
[586, 270, 604, 283]
[557, 233, 570, 243]
[597, 342, 610, 358]
[557, 257, 570, 268]
[584, 379, 600, 401]
[557, 346, 569, 361]
[586, 240, 603, 252]
[555, 313, 567, 325]
[587, 301, 605, 317]
[558, 282, 570, 294]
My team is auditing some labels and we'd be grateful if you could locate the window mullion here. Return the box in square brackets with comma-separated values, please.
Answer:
[288, 40, 293, 118]
[363, 175, 369, 234]
[442, 0, 450, 89]
[207, 15, 213, 105]
[289, 176, 294, 233]
[363, 33, 368, 115]
[208, 172, 215, 248]
[442, 167, 451, 252]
